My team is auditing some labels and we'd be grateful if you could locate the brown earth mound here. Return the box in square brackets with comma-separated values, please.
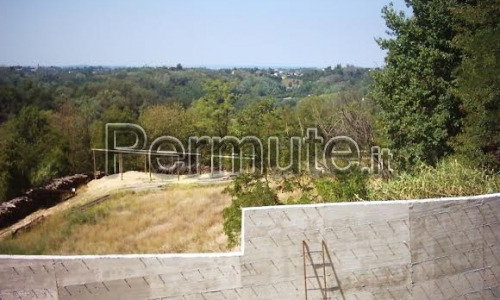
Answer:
[0, 172, 104, 228]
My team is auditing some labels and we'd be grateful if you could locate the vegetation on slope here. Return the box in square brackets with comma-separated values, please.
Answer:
[0, 184, 232, 255]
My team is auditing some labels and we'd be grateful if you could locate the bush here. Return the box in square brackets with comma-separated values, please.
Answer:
[314, 171, 369, 202]
[222, 174, 280, 247]
[369, 158, 500, 200]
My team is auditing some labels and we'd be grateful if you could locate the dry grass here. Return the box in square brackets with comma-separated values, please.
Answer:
[0, 184, 235, 255]
[368, 159, 500, 200]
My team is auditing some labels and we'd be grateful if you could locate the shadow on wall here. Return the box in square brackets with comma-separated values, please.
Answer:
[0, 193, 498, 300]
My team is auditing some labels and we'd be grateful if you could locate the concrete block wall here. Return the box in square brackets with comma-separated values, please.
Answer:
[410, 197, 500, 299]
[0, 193, 498, 299]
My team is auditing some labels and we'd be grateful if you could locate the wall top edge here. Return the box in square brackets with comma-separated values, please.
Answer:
[0, 251, 243, 261]
[242, 192, 500, 212]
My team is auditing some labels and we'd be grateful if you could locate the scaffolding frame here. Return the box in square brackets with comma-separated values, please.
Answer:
[91, 148, 200, 182]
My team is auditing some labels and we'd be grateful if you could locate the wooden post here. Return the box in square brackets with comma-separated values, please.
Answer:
[149, 153, 152, 182]
[210, 154, 213, 178]
[144, 155, 147, 173]
[119, 153, 123, 181]
[93, 150, 96, 178]
[198, 154, 201, 175]
[177, 158, 180, 181]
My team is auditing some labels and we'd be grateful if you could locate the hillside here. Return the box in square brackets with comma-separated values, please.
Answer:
[0, 172, 235, 255]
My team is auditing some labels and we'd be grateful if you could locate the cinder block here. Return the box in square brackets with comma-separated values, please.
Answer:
[182, 293, 205, 300]
[200, 290, 226, 300]
[218, 288, 241, 299]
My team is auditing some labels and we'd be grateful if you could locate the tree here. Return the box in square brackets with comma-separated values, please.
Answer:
[190, 80, 237, 137]
[0, 106, 68, 202]
[139, 103, 192, 142]
[233, 98, 275, 137]
[372, 1, 463, 168]
[296, 90, 373, 147]
[451, 0, 500, 169]
[52, 101, 94, 173]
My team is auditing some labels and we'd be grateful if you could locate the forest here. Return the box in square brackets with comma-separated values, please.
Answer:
[0, 0, 498, 217]
[0, 63, 373, 201]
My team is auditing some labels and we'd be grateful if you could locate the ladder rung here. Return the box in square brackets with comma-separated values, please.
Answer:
[307, 287, 339, 292]
[307, 287, 325, 291]
[310, 263, 333, 268]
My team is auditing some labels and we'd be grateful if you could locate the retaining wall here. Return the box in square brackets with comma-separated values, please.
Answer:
[0, 193, 499, 299]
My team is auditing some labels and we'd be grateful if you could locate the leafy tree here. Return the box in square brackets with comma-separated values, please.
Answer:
[52, 102, 94, 173]
[233, 98, 276, 137]
[296, 90, 373, 147]
[0, 79, 54, 122]
[102, 103, 136, 124]
[190, 80, 237, 137]
[139, 103, 192, 142]
[314, 171, 368, 202]
[451, 0, 500, 169]
[372, 1, 463, 168]
[0, 106, 68, 201]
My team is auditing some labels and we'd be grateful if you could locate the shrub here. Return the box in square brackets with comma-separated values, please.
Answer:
[314, 171, 369, 202]
[222, 174, 280, 247]
[369, 158, 500, 200]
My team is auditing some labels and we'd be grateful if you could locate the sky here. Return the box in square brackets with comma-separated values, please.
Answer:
[0, 0, 411, 68]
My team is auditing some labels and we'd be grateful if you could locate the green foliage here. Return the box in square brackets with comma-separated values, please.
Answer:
[314, 171, 369, 202]
[139, 103, 192, 141]
[451, 0, 500, 169]
[0, 65, 377, 202]
[372, 1, 463, 168]
[66, 206, 110, 228]
[30, 147, 69, 187]
[190, 80, 237, 137]
[52, 101, 94, 173]
[276, 173, 316, 204]
[236, 75, 284, 97]
[369, 157, 500, 200]
[0, 77, 54, 122]
[222, 174, 281, 247]
[296, 90, 373, 147]
[292, 193, 314, 204]
[0, 106, 68, 202]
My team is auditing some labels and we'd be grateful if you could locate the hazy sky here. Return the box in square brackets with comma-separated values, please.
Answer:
[0, 0, 410, 68]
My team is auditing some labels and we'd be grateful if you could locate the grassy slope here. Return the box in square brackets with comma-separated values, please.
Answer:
[0, 180, 233, 255]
